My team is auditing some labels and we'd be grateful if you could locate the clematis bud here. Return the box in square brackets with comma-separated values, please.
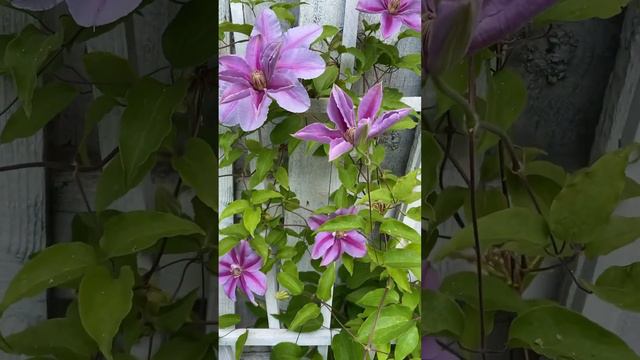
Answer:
[425, 0, 478, 75]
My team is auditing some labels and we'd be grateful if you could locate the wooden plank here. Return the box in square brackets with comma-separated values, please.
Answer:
[0, 11, 47, 352]
[220, 328, 340, 346]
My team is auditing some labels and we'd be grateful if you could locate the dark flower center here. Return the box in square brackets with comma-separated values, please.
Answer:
[344, 127, 357, 144]
[231, 264, 243, 278]
[334, 231, 346, 239]
[388, 0, 401, 14]
[251, 70, 267, 91]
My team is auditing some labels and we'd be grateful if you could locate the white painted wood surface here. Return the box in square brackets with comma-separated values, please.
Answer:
[567, 1, 640, 352]
[219, 0, 421, 358]
[0, 11, 47, 360]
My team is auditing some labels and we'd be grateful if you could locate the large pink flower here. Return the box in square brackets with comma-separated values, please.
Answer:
[293, 83, 411, 161]
[219, 9, 326, 131]
[219, 240, 267, 305]
[356, 0, 420, 39]
[309, 207, 367, 266]
[11, 0, 143, 27]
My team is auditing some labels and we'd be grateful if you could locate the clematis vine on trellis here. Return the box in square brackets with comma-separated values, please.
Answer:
[10, 0, 143, 27]
[309, 207, 367, 266]
[219, 240, 267, 305]
[356, 0, 420, 39]
[219, 8, 326, 131]
[293, 83, 411, 161]
[423, 0, 559, 73]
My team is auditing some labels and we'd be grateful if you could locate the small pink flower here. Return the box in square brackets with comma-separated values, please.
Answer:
[293, 83, 411, 161]
[309, 207, 367, 266]
[219, 240, 267, 305]
[356, 0, 420, 39]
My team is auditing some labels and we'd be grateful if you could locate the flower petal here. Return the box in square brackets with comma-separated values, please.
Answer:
[11, 0, 62, 11]
[358, 83, 383, 122]
[312, 232, 335, 259]
[243, 271, 267, 296]
[260, 41, 282, 80]
[470, 0, 558, 52]
[356, 0, 386, 13]
[268, 80, 311, 113]
[328, 85, 355, 131]
[219, 83, 252, 104]
[219, 55, 251, 75]
[321, 241, 342, 266]
[400, 12, 421, 31]
[246, 35, 264, 71]
[239, 277, 256, 304]
[334, 207, 358, 216]
[226, 91, 271, 132]
[293, 123, 342, 144]
[308, 214, 329, 230]
[283, 24, 323, 51]
[341, 231, 367, 258]
[223, 277, 239, 301]
[277, 48, 326, 79]
[219, 70, 251, 86]
[328, 138, 353, 161]
[381, 12, 403, 39]
[66, 0, 143, 27]
[368, 108, 411, 138]
[251, 8, 282, 44]
[220, 101, 240, 126]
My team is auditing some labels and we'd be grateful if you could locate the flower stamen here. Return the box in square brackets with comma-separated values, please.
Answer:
[344, 127, 357, 144]
[388, 0, 401, 14]
[251, 70, 267, 91]
[230, 264, 243, 278]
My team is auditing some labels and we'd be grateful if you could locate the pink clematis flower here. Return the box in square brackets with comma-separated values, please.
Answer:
[219, 9, 326, 131]
[356, 0, 420, 39]
[219, 240, 267, 305]
[309, 207, 367, 266]
[11, 0, 143, 27]
[293, 83, 411, 161]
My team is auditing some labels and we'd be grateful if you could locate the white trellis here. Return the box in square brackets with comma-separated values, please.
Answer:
[218, 1, 421, 358]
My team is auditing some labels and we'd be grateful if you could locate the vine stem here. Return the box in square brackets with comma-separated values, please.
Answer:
[364, 279, 391, 360]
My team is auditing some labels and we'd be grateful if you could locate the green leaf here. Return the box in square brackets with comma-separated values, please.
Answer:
[251, 189, 283, 204]
[478, 69, 527, 152]
[380, 219, 419, 243]
[271, 342, 305, 360]
[313, 65, 338, 94]
[331, 332, 364, 360]
[235, 331, 248, 360]
[392, 170, 420, 203]
[154, 290, 198, 332]
[435, 207, 549, 260]
[384, 244, 420, 269]
[440, 272, 526, 312]
[397, 54, 420, 75]
[314, 25, 340, 44]
[79, 96, 119, 162]
[549, 149, 630, 243]
[423, 131, 444, 195]
[509, 305, 640, 360]
[272, 7, 295, 25]
[162, 0, 216, 67]
[249, 148, 276, 188]
[218, 22, 253, 38]
[422, 289, 465, 337]
[1, 82, 77, 143]
[277, 271, 304, 295]
[219, 237, 241, 256]
[356, 288, 399, 308]
[0, 34, 14, 74]
[356, 304, 414, 344]
[79, 266, 134, 360]
[584, 216, 640, 257]
[387, 267, 411, 293]
[151, 335, 210, 360]
[316, 215, 364, 232]
[591, 262, 640, 312]
[394, 326, 419, 360]
[275, 167, 290, 189]
[95, 153, 156, 211]
[317, 262, 336, 301]
[100, 211, 204, 257]
[289, 303, 321, 331]
[433, 186, 467, 225]
[220, 200, 251, 221]
[242, 207, 261, 237]
[219, 314, 241, 328]
[4, 317, 96, 358]
[172, 138, 216, 210]
[83, 52, 137, 98]
[4, 25, 62, 117]
[120, 78, 187, 184]
[0, 242, 97, 312]
[536, 0, 631, 22]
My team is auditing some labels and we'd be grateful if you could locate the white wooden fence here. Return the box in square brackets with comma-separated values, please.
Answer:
[218, 0, 421, 358]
